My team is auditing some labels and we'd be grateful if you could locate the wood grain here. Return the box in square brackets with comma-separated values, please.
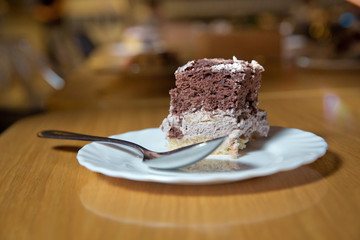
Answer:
[1, 72, 360, 239]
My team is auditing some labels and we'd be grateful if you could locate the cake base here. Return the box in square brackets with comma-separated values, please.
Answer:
[166, 134, 249, 158]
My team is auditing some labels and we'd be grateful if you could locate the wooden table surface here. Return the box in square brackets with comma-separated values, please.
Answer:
[1, 65, 360, 239]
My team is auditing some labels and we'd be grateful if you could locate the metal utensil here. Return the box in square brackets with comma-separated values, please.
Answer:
[37, 130, 226, 170]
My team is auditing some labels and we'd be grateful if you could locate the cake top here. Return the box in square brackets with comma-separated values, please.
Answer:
[175, 57, 264, 75]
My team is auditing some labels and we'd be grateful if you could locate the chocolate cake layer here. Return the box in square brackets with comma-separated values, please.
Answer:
[170, 58, 264, 115]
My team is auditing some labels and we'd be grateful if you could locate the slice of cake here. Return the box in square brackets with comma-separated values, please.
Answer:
[160, 57, 270, 157]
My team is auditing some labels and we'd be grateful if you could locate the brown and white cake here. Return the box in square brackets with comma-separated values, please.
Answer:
[160, 57, 270, 157]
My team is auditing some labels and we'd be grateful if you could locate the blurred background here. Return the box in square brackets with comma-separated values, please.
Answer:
[0, 0, 359, 132]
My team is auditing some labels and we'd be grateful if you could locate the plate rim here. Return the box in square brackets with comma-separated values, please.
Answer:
[76, 126, 328, 184]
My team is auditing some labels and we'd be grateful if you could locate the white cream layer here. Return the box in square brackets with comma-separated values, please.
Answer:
[161, 109, 269, 140]
[174, 57, 264, 75]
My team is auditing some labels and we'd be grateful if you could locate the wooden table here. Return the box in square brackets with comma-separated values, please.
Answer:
[1, 67, 360, 239]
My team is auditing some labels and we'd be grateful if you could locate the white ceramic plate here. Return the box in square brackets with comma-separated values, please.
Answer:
[77, 127, 327, 184]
